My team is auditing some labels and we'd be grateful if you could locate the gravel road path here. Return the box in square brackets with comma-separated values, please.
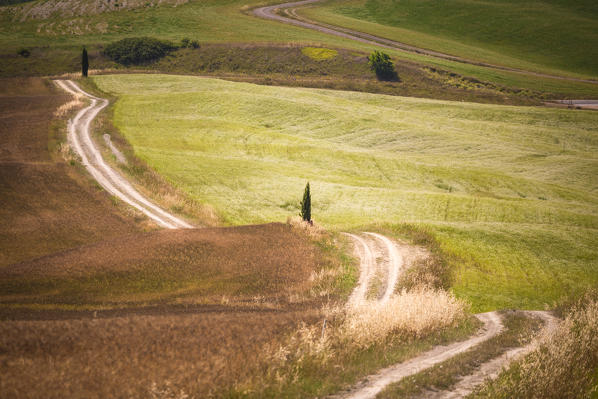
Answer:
[341, 233, 558, 399]
[55, 80, 193, 229]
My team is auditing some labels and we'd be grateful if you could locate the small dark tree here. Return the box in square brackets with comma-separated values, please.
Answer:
[82, 47, 89, 77]
[368, 50, 398, 81]
[300, 182, 311, 223]
[17, 48, 30, 57]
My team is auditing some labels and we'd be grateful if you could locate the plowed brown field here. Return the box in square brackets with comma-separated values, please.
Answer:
[0, 77, 139, 267]
[0, 78, 335, 398]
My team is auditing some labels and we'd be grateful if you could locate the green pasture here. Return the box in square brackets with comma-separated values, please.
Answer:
[300, 0, 598, 79]
[93, 74, 598, 312]
[1, 0, 597, 97]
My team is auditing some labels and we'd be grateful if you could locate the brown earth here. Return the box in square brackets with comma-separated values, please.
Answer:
[0, 44, 543, 105]
[0, 309, 318, 399]
[0, 223, 325, 307]
[0, 78, 335, 398]
[0, 77, 140, 267]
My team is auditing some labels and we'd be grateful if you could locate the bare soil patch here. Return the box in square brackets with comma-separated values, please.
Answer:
[0, 77, 348, 398]
[2, 0, 189, 22]
[0, 77, 139, 267]
[0, 309, 317, 399]
[0, 223, 326, 306]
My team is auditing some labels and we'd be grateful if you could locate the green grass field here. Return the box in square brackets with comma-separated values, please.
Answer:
[300, 0, 598, 79]
[2, 0, 598, 98]
[92, 74, 598, 312]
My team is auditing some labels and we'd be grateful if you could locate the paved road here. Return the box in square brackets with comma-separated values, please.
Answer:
[555, 100, 598, 110]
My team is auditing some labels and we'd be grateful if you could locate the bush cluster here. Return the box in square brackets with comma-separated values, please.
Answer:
[368, 50, 398, 81]
[17, 48, 30, 57]
[104, 37, 177, 65]
[180, 38, 200, 49]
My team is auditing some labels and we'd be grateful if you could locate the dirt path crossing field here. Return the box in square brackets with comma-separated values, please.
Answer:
[341, 233, 558, 399]
[55, 80, 193, 229]
[54, 78, 559, 398]
[426, 311, 559, 399]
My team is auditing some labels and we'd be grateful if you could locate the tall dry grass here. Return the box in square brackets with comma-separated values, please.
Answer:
[344, 287, 466, 348]
[472, 296, 598, 399]
[52, 93, 83, 117]
[252, 286, 467, 396]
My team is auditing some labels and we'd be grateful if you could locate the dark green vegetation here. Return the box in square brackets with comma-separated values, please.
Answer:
[300, 182, 312, 222]
[368, 50, 398, 81]
[1, 0, 597, 100]
[0, 42, 549, 105]
[303, 0, 598, 78]
[81, 47, 88, 76]
[104, 36, 177, 65]
[0, 0, 31, 5]
[180, 37, 199, 49]
[377, 312, 542, 398]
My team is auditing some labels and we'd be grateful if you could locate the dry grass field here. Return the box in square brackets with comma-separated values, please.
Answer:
[0, 223, 339, 307]
[0, 77, 140, 267]
[0, 77, 357, 398]
[0, 309, 317, 399]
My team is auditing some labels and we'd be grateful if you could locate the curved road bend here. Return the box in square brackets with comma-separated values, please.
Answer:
[55, 80, 558, 397]
[340, 233, 558, 399]
[55, 80, 193, 229]
[253, 0, 598, 85]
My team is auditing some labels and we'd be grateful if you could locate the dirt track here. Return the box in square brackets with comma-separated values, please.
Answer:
[0, 78, 140, 266]
[427, 311, 559, 399]
[253, 0, 597, 85]
[342, 233, 557, 399]
[55, 80, 192, 229]
[54, 78, 559, 397]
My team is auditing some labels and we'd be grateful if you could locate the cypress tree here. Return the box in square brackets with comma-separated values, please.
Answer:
[82, 47, 88, 77]
[300, 182, 311, 223]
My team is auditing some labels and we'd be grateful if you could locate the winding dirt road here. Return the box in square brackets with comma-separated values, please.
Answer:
[427, 311, 558, 399]
[341, 233, 557, 399]
[54, 80, 193, 229]
[253, 0, 597, 85]
[54, 79, 558, 397]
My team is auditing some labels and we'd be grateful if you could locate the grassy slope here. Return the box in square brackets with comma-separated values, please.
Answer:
[300, 0, 598, 79]
[1, 0, 597, 98]
[93, 73, 598, 312]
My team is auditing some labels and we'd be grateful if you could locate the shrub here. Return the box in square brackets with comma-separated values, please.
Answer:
[104, 37, 177, 65]
[368, 50, 398, 81]
[17, 48, 30, 57]
[181, 38, 200, 49]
